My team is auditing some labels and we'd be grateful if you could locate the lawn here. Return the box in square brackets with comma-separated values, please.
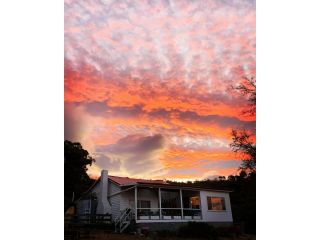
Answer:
[76, 232, 256, 240]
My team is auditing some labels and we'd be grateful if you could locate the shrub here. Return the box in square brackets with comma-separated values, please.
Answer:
[178, 222, 217, 240]
[216, 225, 242, 237]
[157, 229, 176, 238]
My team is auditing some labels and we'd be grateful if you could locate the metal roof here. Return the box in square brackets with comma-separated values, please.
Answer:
[108, 175, 232, 193]
[109, 175, 168, 185]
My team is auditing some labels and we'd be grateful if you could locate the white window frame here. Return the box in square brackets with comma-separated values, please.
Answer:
[207, 196, 226, 211]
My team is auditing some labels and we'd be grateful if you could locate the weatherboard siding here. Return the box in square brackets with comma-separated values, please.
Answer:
[200, 191, 233, 222]
[108, 180, 121, 220]
[91, 181, 101, 196]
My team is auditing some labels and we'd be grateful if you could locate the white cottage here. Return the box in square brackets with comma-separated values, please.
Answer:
[76, 170, 233, 232]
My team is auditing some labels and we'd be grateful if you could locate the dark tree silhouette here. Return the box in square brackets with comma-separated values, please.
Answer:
[231, 129, 256, 172]
[231, 76, 256, 173]
[233, 76, 256, 116]
[226, 76, 256, 233]
[64, 140, 95, 211]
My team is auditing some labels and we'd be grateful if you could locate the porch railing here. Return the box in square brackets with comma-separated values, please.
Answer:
[137, 208, 202, 220]
[66, 213, 112, 224]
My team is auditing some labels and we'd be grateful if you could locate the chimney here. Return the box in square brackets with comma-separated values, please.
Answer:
[96, 169, 111, 214]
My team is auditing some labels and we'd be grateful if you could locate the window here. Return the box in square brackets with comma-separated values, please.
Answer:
[190, 196, 200, 209]
[137, 200, 151, 208]
[182, 191, 200, 209]
[207, 197, 226, 211]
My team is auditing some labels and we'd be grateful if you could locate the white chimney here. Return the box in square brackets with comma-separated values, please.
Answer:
[96, 169, 111, 214]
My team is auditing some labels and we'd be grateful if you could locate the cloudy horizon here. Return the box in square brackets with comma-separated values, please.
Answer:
[64, 0, 256, 181]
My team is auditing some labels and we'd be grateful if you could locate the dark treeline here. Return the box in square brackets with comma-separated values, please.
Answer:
[168, 171, 256, 234]
[64, 140, 95, 211]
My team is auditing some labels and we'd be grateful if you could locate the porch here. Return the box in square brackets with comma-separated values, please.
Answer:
[121, 185, 203, 222]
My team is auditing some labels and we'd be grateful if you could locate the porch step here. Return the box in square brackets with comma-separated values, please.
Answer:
[114, 208, 135, 233]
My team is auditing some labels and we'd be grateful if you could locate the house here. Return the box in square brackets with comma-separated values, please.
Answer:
[76, 170, 233, 232]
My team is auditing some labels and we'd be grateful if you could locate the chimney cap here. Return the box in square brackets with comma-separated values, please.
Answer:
[101, 169, 108, 175]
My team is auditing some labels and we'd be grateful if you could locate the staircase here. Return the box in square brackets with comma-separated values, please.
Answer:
[114, 208, 135, 233]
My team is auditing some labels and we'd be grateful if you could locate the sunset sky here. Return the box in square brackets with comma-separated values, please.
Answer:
[64, 0, 256, 181]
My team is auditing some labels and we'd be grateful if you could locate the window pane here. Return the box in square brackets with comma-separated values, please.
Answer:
[191, 196, 200, 209]
[212, 197, 222, 210]
[182, 191, 200, 209]
[221, 198, 226, 210]
[207, 197, 226, 210]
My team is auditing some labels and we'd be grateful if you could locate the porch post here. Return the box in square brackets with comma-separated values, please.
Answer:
[135, 185, 137, 221]
[180, 189, 183, 219]
[198, 191, 202, 219]
[159, 188, 162, 220]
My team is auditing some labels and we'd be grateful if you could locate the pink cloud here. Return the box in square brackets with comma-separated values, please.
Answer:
[65, 0, 256, 180]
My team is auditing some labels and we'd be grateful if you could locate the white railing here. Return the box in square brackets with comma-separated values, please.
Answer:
[137, 208, 160, 220]
[114, 208, 135, 233]
[136, 208, 202, 220]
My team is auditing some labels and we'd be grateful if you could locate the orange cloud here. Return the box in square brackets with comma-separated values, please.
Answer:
[65, 0, 256, 180]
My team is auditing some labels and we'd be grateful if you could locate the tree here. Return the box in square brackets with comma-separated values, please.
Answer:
[231, 76, 256, 173]
[64, 140, 95, 210]
[231, 129, 256, 172]
[224, 76, 257, 232]
[233, 76, 256, 116]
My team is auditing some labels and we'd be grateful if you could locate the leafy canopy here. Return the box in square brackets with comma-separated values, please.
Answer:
[64, 140, 95, 210]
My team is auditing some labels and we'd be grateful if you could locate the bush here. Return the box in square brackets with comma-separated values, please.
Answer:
[216, 226, 241, 237]
[157, 229, 176, 238]
[178, 222, 217, 240]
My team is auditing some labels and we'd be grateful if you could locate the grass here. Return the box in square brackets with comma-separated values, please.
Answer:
[71, 232, 256, 240]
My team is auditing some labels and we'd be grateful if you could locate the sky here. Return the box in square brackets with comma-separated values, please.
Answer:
[64, 0, 256, 181]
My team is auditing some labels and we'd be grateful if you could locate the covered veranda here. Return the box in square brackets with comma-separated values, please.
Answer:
[120, 184, 202, 222]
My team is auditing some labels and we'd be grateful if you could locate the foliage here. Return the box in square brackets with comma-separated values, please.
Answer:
[223, 77, 256, 233]
[231, 76, 256, 173]
[233, 76, 256, 116]
[231, 129, 256, 172]
[227, 172, 256, 234]
[154, 229, 175, 238]
[215, 225, 242, 237]
[64, 140, 95, 211]
[178, 222, 218, 240]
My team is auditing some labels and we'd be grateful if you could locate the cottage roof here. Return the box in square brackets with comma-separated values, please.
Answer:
[108, 175, 232, 192]
[109, 175, 167, 186]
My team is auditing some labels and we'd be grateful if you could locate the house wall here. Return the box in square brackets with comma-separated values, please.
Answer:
[78, 180, 120, 220]
[76, 199, 91, 215]
[108, 181, 121, 220]
[91, 181, 102, 214]
[76, 182, 101, 215]
[91, 181, 101, 197]
[120, 189, 134, 210]
[200, 191, 233, 222]
[120, 187, 159, 210]
[138, 188, 159, 209]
